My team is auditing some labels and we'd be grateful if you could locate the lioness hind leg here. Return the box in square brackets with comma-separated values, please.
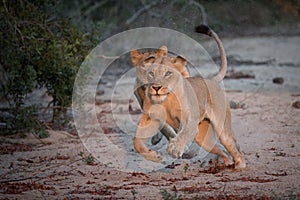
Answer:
[214, 107, 246, 169]
[194, 120, 231, 166]
[134, 114, 162, 162]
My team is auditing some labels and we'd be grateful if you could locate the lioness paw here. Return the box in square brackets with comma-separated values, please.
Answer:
[234, 156, 246, 169]
[141, 150, 162, 163]
[167, 139, 185, 158]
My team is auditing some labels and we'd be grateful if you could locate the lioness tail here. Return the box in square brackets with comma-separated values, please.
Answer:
[195, 25, 227, 82]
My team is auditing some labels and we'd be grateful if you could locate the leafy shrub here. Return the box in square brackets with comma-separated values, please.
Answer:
[0, 0, 94, 134]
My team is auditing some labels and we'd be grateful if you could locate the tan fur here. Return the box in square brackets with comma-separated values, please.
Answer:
[131, 35, 246, 168]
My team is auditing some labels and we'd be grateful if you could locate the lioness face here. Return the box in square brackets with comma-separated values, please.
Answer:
[146, 64, 182, 104]
[131, 46, 188, 86]
[131, 46, 188, 104]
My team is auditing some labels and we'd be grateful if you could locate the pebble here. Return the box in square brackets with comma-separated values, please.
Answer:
[272, 77, 284, 84]
[292, 101, 300, 109]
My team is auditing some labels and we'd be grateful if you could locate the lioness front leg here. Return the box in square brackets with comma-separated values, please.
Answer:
[167, 120, 199, 158]
[134, 114, 162, 162]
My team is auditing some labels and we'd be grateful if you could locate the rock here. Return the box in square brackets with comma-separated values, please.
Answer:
[272, 77, 284, 84]
[96, 90, 105, 96]
[292, 101, 300, 109]
[229, 100, 245, 109]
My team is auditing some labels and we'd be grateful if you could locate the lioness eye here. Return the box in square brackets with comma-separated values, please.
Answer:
[165, 71, 172, 77]
[148, 71, 154, 77]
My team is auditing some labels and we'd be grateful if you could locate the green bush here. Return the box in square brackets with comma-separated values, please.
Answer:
[0, 0, 94, 134]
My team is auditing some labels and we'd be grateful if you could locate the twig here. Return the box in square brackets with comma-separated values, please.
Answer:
[2, 0, 9, 13]
[1, 9, 23, 51]
[139, 0, 161, 18]
[84, 0, 109, 16]
[125, 0, 161, 26]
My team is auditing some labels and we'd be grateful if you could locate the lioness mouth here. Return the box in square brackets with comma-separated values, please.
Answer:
[151, 92, 168, 96]
[151, 94, 162, 97]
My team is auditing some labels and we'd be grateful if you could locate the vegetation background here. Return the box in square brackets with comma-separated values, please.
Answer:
[0, 0, 299, 136]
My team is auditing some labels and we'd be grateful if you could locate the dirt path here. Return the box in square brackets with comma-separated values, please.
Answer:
[0, 36, 300, 199]
[0, 92, 299, 199]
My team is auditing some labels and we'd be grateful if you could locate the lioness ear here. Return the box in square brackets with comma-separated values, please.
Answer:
[131, 49, 143, 66]
[174, 55, 187, 66]
[157, 46, 168, 57]
[174, 56, 189, 77]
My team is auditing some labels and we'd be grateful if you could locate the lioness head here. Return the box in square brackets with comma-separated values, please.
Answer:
[131, 46, 188, 85]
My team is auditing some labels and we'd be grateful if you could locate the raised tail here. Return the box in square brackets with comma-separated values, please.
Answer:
[195, 25, 227, 82]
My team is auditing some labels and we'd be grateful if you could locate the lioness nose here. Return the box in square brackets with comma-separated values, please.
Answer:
[151, 85, 162, 92]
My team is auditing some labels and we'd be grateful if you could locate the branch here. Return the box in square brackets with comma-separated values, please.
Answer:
[2, 0, 9, 13]
[125, 0, 161, 27]
[139, 0, 161, 18]
[84, 0, 109, 16]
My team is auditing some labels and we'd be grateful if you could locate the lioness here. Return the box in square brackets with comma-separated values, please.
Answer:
[132, 25, 246, 169]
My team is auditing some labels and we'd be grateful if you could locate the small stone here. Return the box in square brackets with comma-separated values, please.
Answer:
[229, 100, 245, 109]
[292, 101, 300, 109]
[96, 90, 104, 95]
[229, 101, 236, 108]
[272, 77, 284, 84]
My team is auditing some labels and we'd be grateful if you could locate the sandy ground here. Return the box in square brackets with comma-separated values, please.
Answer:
[0, 36, 300, 199]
